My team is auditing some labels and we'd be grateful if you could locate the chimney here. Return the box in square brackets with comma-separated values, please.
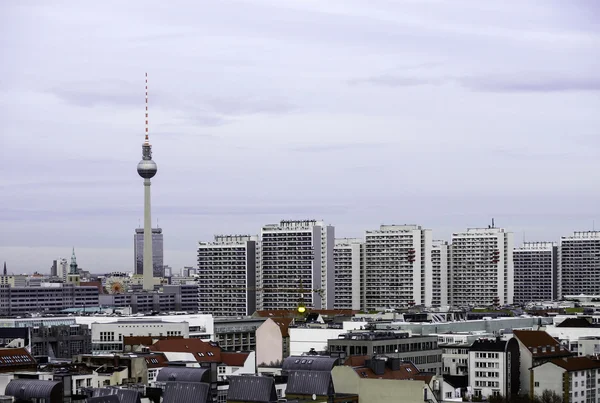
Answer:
[113, 354, 120, 368]
[372, 359, 385, 376]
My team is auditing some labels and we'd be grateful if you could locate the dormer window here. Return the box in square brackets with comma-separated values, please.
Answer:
[533, 348, 537, 354]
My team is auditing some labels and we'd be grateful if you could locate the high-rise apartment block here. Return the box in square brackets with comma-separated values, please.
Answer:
[363, 225, 433, 311]
[259, 220, 334, 310]
[333, 238, 363, 310]
[197, 235, 258, 316]
[449, 227, 514, 307]
[558, 231, 600, 299]
[431, 240, 449, 307]
[134, 227, 164, 277]
[514, 242, 557, 303]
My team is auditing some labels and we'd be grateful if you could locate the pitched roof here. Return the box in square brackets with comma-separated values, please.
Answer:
[149, 338, 221, 362]
[547, 357, 600, 372]
[143, 353, 169, 368]
[92, 388, 142, 403]
[513, 330, 572, 359]
[471, 339, 507, 352]
[270, 318, 293, 338]
[5, 380, 62, 400]
[221, 352, 250, 367]
[227, 375, 278, 403]
[156, 367, 210, 383]
[557, 317, 593, 328]
[352, 361, 431, 382]
[282, 356, 339, 372]
[286, 371, 333, 396]
[444, 375, 469, 389]
[0, 347, 37, 369]
[162, 382, 210, 403]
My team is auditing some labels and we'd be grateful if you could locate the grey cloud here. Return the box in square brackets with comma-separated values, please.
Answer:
[348, 76, 446, 87]
[493, 147, 572, 160]
[288, 143, 390, 153]
[461, 74, 600, 93]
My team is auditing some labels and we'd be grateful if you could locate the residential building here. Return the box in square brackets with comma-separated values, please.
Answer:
[513, 329, 574, 395]
[134, 227, 164, 277]
[30, 324, 92, 359]
[90, 319, 189, 354]
[449, 227, 514, 307]
[214, 317, 265, 352]
[256, 317, 293, 367]
[531, 356, 600, 403]
[333, 238, 363, 310]
[333, 357, 439, 403]
[431, 240, 449, 307]
[197, 235, 258, 316]
[364, 224, 433, 310]
[0, 283, 99, 316]
[328, 331, 443, 374]
[468, 338, 520, 400]
[98, 283, 198, 314]
[559, 231, 600, 299]
[260, 220, 334, 310]
[514, 242, 558, 303]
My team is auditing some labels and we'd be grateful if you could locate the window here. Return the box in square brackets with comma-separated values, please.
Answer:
[535, 382, 540, 387]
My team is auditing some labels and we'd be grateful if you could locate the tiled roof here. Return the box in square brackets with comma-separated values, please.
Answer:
[227, 375, 278, 403]
[149, 339, 221, 362]
[144, 353, 169, 368]
[283, 356, 338, 372]
[92, 388, 141, 403]
[513, 330, 572, 359]
[5, 380, 62, 400]
[162, 381, 210, 403]
[156, 367, 210, 383]
[221, 352, 250, 367]
[270, 318, 293, 338]
[286, 371, 333, 396]
[0, 348, 36, 369]
[548, 357, 600, 372]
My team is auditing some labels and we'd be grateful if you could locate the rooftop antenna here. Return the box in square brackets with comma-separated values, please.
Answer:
[491, 218, 495, 229]
[145, 72, 149, 144]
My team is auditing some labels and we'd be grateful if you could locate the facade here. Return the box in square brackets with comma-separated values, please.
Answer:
[559, 231, 600, 299]
[30, 324, 92, 359]
[214, 317, 265, 352]
[134, 227, 164, 278]
[197, 235, 258, 316]
[256, 318, 292, 367]
[90, 319, 188, 354]
[431, 240, 449, 307]
[260, 220, 334, 310]
[328, 332, 443, 374]
[514, 242, 558, 303]
[449, 227, 514, 307]
[468, 338, 520, 400]
[98, 284, 198, 314]
[364, 225, 433, 310]
[531, 356, 600, 403]
[333, 238, 363, 310]
[0, 284, 99, 316]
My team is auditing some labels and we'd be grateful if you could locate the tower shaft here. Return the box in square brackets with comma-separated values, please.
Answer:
[143, 178, 154, 290]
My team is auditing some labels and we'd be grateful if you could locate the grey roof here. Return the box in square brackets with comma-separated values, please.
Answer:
[86, 396, 121, 403]
[227, 376, 278, 403]
[162, 381, 210, 403]
[286, 371, 333, 396]
[92, 388, 142, 403]
[156, 367, 210, 383]
[5, 379, 62, 400]
[282, 356, 338, 372]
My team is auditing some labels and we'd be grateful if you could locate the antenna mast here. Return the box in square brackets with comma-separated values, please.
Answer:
[145, 72, 149, 144]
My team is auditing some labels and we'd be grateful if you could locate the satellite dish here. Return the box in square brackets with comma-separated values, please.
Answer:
[312, 394, 317, 401]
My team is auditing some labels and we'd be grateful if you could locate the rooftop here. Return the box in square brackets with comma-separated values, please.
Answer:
[545, 357, 600, 372]
[513, 330, 572, 359]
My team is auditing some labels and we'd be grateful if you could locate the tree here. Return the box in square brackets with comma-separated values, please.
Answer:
[536, 390, 562, 403]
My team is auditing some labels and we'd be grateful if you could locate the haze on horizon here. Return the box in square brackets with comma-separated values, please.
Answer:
[1, 0, 599, 274]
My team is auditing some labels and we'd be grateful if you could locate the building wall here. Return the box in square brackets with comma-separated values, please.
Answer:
[450, 228, 514, 307]
[431, 240, 449, 307]
[134, 227, 164, 277]
[364, 225, 433, 310]
[514, 242, 557, 303]
[255, 319, 283, 367]
[197, 235, 258, 316]
[333, 238, 363, 310]
[332, 366, 436, 403]
[530, 363, 564, 400]
[90, 321, 188, 353]
[0, 285, 99, 316]
[289, 327, 347, 356]
[559, 231, 600, 299]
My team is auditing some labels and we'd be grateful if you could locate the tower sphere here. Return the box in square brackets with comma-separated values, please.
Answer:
[137, 159, 157, 179]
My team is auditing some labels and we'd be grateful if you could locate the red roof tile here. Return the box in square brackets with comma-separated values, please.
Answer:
[513, 330, 572, 359]
[352, 361, 431, 382]
[221, 352, 250, 367]
[0, 348, 36, 372]
[547, 357, 600, 372]
[270, 318, 293, 338]
[149, 338, 221, 362]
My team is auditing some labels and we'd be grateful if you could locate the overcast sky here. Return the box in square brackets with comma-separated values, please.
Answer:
[1, 0, 599, 274]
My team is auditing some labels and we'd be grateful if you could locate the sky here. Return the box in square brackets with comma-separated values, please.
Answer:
[1, 0, 599, 274]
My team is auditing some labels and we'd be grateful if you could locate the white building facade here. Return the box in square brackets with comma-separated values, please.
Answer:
[431, 240, 449, 307]
[450, 227, 514, 307]
[514, 242, 557, 303]
[197, 235, 258, 316]
[363, 225, 433, 310]
[259, 220, 334, 310]
[559, 231, 600, 299]
[333, 238, 363, 310]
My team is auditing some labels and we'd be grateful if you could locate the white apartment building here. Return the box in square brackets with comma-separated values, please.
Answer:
[514, 242, 557, 303]
[259, 220, 334, 310]
[559, 231, 600, 299]
[450, 227, 514, 307]
[364, 225, 433, 310]
[197, 235, 258, 316]
[468, 338, 520, 400]
[333, 238, 363, 310]
[90, 319, 188, 354]
[431, 240, 449, 307]
[437, 332, 493, 376]
[531, 356, 600, 403]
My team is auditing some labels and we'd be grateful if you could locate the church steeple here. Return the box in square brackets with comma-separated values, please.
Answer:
[70, 248, 78, 275]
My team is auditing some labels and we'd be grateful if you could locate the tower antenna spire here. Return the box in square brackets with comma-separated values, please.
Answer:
[145, 72, 149, 144]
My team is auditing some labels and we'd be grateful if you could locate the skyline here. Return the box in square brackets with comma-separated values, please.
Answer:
[1, 0, 599, 272]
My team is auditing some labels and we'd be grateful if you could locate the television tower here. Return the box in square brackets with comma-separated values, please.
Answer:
[137, 73, 158, 291]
